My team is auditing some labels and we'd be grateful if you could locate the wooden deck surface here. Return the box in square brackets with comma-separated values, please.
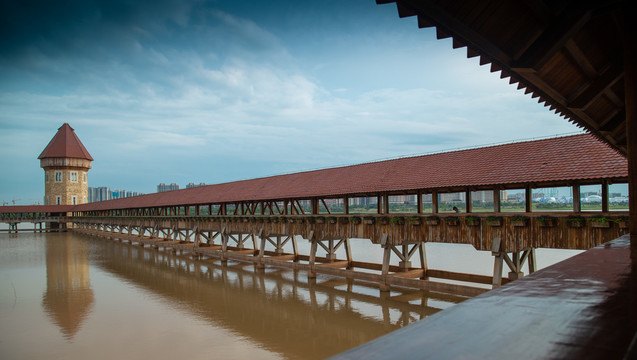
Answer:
[333, 234, 637, 359]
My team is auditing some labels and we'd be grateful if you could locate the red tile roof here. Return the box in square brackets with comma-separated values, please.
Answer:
[74, 134, 626, 211]
[38, 123, 93, 161]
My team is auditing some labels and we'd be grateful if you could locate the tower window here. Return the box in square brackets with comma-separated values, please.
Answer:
[83, 173, 87, 183]
[45, 172, 49, 183]
[70, 171, 78, 183]
[72, 196, 77, 205]
[54, 171, 63, 183]
[56, 196, 62, 205]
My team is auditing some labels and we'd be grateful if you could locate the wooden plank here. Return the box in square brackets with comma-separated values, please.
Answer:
[316, 260, 350, 269]
[390, 269, 424, 279]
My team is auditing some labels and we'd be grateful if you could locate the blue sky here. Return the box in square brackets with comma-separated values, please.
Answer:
[0, 0, 582, 205]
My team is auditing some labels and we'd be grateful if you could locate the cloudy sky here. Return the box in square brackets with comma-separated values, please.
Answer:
[0, 0, 582, 205]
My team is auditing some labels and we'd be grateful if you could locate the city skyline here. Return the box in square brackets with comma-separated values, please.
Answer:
[1, 0, 583, 204]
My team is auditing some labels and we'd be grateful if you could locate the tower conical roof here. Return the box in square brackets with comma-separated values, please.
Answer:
[38, 123, 93, 161]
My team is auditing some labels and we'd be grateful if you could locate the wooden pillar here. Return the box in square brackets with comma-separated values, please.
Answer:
[344, 238, 352, 269]
[625, 9, 637, 236]
[492, 237, 504, 289]
[308, 231, 316, 278]
[465, 190, 472, 213]
[432, 191, 439, 213]
[417, 191, 423, 214]
[344, 197, 349, 215]
[525, 185, 533, 212]
[380, 246, 391, 292]
[601, 180, 609, 213]
[493, 188, 501, 213]
[383, 194, 389, 214]
[572, 182, 581, 213]
[419, 242, 427, 278]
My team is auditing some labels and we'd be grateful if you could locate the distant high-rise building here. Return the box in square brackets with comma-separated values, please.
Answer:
[88, 186, 142, 202]
[157, 182, 180, 192]
[186, 182, 206, 189]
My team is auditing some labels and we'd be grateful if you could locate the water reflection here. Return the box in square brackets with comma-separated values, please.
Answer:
[41, 235, 94, 340]
[92, 239, 467, 359]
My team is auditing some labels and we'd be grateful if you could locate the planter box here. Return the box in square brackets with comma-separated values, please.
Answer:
[537, 219, 555, 227]
[408, 218, 421, 226]
[314, 218, 325, 224]
[445, 218, 459, 226]
[591, 221, 610, 228]
[566, 220, 584, 228]
[486, 219, 502, 227]
[425, 218, 440, 226]
[511, 219, 528, 227]
[465, 219, 480, 226]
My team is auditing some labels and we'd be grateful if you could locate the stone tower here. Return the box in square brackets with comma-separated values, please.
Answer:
[38, 123, 93, 205]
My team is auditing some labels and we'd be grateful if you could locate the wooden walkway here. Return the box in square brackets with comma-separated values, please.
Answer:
[333, 234, 637, 359]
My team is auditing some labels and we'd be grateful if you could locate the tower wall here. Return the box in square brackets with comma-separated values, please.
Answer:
[41, 158, 91, 205]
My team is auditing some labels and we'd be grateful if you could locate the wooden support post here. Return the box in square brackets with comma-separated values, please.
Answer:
[419, 242, 428, 279]
[624, 7, 637, 236]
[344, 238, 352, 269]
[601, 180, 609, 213]
[308, 231, 316, 278]
[379, 233, 390, 292]
[291, 235, 298, 261]
[257, 232, 266, 269]
[527, 248, 537, 274]
[220, 228, 228, 262]
[383, 194, 389, 214]
[493, 188, 501, 213]
[491, 237, 503, 288]
[344, 197, 349, 215]
[398, 244, 411, 270]
[432, 191, 438, 214]
[508, 251, 523, 280]
[525, 185, 533, 212]
[417, 191, 423, 214]
[572, 182, 581, 213]
[465, 190, 472, 213]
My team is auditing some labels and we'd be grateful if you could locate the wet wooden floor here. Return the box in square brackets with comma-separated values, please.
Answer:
[333, 234, 637, 359]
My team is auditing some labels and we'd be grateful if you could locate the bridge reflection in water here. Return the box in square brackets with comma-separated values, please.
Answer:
[93, 237, 466, 359]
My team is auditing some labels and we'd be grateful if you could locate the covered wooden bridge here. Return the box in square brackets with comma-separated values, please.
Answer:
[1, 133, 628, 294]
[335, 1, 637, 359]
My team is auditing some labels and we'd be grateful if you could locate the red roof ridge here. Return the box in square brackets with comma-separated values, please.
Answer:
[38, 123, 93, 161]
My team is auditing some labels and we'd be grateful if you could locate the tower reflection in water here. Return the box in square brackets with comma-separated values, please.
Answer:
[42, 234, 94, 340]
[94, 238, 467, 359]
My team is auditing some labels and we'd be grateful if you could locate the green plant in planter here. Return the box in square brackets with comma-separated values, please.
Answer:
[566, 216, 586, 227]
[445, 217, 459, 225]
[350, 216, 362, 224]
[327, 216, 337, 223]
[425, 216, 440, 225]
[590, 216, 613, 223]
[590, 216, 614, 228]
[486, 216, 502, 226]
[465, 216, 480, 226]
[362, 216, 375, 224]
[390, 216, 404, 224]
[536, 216, 554, 226]
[339, 217, 350, 224]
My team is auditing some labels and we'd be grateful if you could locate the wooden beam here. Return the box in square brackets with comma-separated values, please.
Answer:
[512, 5, 593, 71]
[568, 61, 624, 110]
